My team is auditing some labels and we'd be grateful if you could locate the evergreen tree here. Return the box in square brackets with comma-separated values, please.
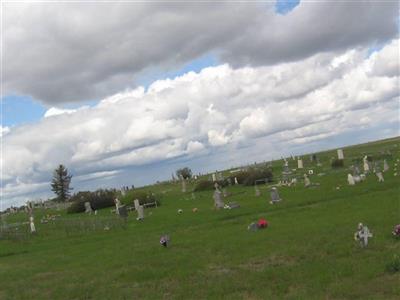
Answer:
[51, 164, 73, 201]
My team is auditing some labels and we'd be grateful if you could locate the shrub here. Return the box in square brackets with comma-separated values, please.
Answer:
[176, 167, 192, 179]
[231, 167, 273, 186]
[193, 180, 226, 192]
[331, 159, 344, 168]
[67, 189, 116, 214]
[385, 255, 400, 274]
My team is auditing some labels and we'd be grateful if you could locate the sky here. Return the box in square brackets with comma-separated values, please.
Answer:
[1, 1, 399, 209]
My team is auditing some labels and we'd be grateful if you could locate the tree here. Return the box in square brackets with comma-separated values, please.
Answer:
[176, 167, 192, 180]
[51, 164, 73, 201]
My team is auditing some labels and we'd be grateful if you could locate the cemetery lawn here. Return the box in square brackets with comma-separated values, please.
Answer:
[1, 137, 399, 299]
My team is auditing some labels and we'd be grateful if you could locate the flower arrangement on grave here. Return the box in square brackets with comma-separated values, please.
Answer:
[160, 235, 170, 247]
[392, 224, 400, 237]
[257, 218, 268, 229]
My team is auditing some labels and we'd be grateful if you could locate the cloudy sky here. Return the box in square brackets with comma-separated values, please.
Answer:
[1, 1, 399, 209]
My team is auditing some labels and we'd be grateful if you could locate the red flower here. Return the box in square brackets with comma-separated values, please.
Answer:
[257, 219, 268, 228]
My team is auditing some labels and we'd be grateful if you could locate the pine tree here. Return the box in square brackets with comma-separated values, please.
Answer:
[51, 164, 73, 201]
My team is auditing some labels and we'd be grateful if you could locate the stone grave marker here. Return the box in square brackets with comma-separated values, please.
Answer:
[304, 174, 311, 187]
[347, 174, 355, 185]
[29, 216, 36, 234]
[337, 149, 344, 160]
[255, 185, 261, 197]
[297, 159, 303, 169]
[84, 202, 93, 214]
[383, 159, 389, 172]
[213, 190, 224, 209]
[118, 205, 128, 218]
[354, 223, 373, 247]
[270, 187, 281, 204]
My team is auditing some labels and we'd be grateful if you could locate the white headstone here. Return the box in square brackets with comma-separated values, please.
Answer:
[363, 160, 370, 173]
[84, 202, 93, 214]
[304, 174, 311, 187]
[234, 177, 239, 185]
[134, 199, 140, 211]
[347, 174, 355, 185]
[181, 178, 187, 193]
[297, 159, 303, 169]
[212, 173, 217, 182]
[29, 216, 36, 233]
[355, 223, 373, 247]
[255, 185, 261, 197]
[383, 159, 389, 172]
[376, 172, 384, 182]
[337, 149, 344, 160]
[114, 198, 121, 215]
[136, 205, 144, 220]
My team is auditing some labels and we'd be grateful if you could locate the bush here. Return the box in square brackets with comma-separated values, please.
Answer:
[176, 167, 192, 179]
[122, 190, 160, 207]
[331, 159, 344, 168]
[231, 167, 273, 186]
[385, 255, 400, 274]
[193, 180, 226, 192]
[67, 189, 116, 214]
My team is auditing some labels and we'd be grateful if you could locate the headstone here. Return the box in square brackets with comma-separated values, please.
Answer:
[234, 177, 239, 185]
[212, 173, 217, 182]
[136, 205, 144, 220]
[337, 149, 344, 160]
[383, 159, 389, 172]
[353, 175, 362, 183]
[118, 205, 128, 218]
[114, 198, 121, 215]
[255, 185, 261, 197]
[304, 174, 311, 187]
[354, 223, 373, 247]
[134, 199, 140, 211]
[376, 172, 384, 182]
[297, 159, 303, 169]
[29, 216, 36, 233]
[248, 222, 258, 231]
[84, 202, 93, 214]
[213, 190, 224, 209]
[363, 156, 370, 173]
[347, 174, 355, 185]
[270, 187, 281, 204]
[181, 177, 187, 193]
[223, 188, 229, 198]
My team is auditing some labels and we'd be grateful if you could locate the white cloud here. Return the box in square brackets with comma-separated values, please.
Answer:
[1, 40, 399, 207]
[3, 2, 398, 104]
[0, 126, 10, 137]
[44, 107, 78, 118]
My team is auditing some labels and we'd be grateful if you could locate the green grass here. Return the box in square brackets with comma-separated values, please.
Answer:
[1, 137, 399, 299]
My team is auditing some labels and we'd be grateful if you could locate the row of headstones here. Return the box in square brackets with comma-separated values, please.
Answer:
[84, 198, 145, 221]
[347, 157, 390, 185]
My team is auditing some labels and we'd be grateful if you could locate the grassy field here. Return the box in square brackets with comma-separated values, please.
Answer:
[1, 137, 399, 299]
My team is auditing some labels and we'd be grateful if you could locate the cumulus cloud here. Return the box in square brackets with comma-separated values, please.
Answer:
[3, 1, 398, 104]
[0, 126, 10, 137]
[2, 39, 399, 207]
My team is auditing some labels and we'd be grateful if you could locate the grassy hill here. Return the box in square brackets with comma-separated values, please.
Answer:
[1, 137, 399, 299]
